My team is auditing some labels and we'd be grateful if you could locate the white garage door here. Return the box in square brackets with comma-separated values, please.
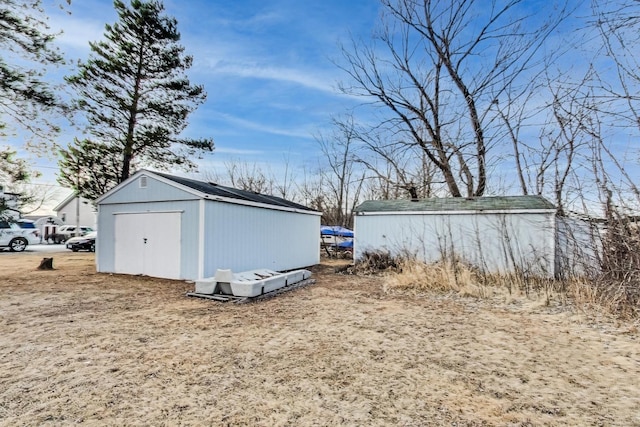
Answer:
[114, 212, 182, 279]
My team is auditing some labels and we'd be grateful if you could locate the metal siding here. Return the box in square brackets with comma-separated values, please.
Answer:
[555, 217, 601, 277]
[355, 212, 555, 275]
[202, 201, 320, 278]
[96, 204, 117, 273]
[176, 200, 201, 280]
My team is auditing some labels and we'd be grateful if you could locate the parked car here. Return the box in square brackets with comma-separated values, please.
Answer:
[16, 219, 40, 245]
[66, 231, 97, 252]
[0, 221, 30, 252]
[51, 225, 94, 243]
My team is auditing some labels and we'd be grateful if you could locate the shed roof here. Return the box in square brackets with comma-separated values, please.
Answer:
[151, 171, 318, 212]
[354, 195, 555, 213]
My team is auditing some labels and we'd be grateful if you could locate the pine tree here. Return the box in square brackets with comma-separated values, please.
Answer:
[0, 147, 39, 220]
[0, 0, 64, 138]
[58, 139, 122, 202]
[61, 0, 213, 197]
[1, 0, 63, 219]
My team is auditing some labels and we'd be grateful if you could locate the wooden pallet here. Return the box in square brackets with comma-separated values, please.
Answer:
[186, 278, 316, 303]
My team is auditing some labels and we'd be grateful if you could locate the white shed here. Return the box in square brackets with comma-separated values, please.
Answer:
[353, 196, 557, 276]
[96, 170, 321, 280]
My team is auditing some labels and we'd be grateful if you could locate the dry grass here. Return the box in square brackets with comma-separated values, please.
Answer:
[384, 258, 480, 296]
[379, 258, 580, 314]
[1, 252, 640, 426]
[382, 258, 558, 304]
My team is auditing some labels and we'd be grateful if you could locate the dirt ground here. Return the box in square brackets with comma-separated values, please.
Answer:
[0, 252, 639, 426]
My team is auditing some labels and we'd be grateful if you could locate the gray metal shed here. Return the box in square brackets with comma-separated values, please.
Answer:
[96, 170, 321, 280]
[354, 196, 557, 276]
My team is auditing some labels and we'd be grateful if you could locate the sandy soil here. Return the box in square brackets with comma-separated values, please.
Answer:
[0, 252, 639, 426]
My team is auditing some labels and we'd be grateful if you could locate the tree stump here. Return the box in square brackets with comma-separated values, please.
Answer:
[38, 257, 54, 270]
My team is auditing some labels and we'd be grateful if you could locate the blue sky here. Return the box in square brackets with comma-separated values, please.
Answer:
[3, 0, 639, 214]
[11, 0, 382, 210]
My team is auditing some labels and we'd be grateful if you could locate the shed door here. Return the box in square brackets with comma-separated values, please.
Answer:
[114, 212, 181, 279]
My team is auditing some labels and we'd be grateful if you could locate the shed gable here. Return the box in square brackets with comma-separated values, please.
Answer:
[99, 173, 200, 205]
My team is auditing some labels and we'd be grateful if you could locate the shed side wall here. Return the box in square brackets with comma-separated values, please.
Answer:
[354, 212, 555, 275]
[202, 201, 320, 277]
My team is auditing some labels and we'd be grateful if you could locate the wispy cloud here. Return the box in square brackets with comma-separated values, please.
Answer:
[56, 19, 104, 51]
[214, 147, 265, 155]
[47, 3, 115, 55]
[209, 61, 338, 95]
[215, 112, 314, 139]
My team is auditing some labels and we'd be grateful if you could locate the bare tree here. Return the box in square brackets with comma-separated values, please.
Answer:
[296, 166, 327, 213]
[0, 147, 59, 219]
[528, 72, 599, 215]
[587, 0, 640, 205]
[225, 161, 270, 194]
[315, 115, 366, 227]
[338, 0, 569, 197]
[271, 153, 296, 200]
[200, 157, 298, 203]
[354, 130, 442, 199]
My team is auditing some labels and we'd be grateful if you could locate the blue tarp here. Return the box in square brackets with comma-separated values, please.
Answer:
[336, 240, 353, 249]
[320, 225, 354, 237]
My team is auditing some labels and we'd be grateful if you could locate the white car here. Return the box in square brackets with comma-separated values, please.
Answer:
[0, 221, 31, 252]
[16, 219, 41, 245]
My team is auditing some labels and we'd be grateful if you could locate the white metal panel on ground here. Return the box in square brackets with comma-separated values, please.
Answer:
[114, 212, 182, 279]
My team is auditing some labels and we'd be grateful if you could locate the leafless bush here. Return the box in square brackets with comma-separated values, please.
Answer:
[351, 251, 399, 274]
[335, 250, 401, 275]
[581, 213, 640, 318]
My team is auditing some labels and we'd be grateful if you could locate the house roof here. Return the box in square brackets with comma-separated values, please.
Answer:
[153, 172, 317, 212]
[53, 192, 77, 212]
[354, 195, 556, 213]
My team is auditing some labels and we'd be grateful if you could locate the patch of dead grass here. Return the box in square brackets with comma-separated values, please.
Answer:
[0, 251, 639, 426]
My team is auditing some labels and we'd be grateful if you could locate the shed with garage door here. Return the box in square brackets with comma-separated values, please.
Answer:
[353, 196, 558, 276]
[95, 169, 321, 280]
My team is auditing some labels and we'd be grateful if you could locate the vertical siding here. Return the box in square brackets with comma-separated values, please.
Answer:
[202, 201, 320, 278]
[354, 212, 555, 276]
[556, 217, 602, 277]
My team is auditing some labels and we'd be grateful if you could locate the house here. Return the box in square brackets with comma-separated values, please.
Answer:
[95, 170, 321, 280]
[54, 193, 97, 229]
[353, 196, 557, 276]
[23, 215, 65, 242]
